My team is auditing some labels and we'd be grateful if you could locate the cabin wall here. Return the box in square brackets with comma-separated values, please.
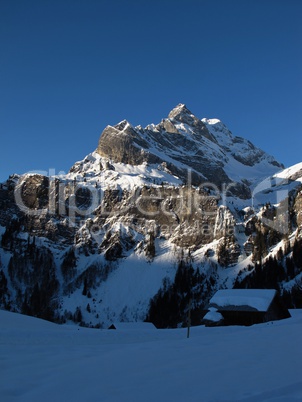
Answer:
[265, 299, 291, 322]
[221, 311, 265, 326]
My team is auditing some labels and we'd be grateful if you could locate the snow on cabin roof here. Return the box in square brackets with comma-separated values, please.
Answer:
[108, 322, 156, 330]
[209, 289, 277, 312]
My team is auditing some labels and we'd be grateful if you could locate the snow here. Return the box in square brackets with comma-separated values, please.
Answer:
[249, 161, 302, 216]
[1, 309, 302, 402]
[202, 307, 224, 322]
[60, 243, 177, 327]
[108, 322, 156, 330]
[209, 289, 277, 311]
[202, 118, 222, 126]
[274, 162, 302, 180]
[201, 117, 282, 185]
[67, 151, 182, 190]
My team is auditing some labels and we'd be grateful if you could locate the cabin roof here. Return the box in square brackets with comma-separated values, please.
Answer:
[209, 289, 277, 312]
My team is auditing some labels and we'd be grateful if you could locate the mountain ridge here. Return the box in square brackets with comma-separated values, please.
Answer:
[96, 104, 283, 194]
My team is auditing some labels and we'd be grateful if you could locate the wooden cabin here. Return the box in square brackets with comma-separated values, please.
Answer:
[203, 289, 290, 327]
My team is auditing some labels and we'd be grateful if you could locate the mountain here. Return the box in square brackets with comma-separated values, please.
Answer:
[95, 103, 283, 195]
[0, 104, 301, 327]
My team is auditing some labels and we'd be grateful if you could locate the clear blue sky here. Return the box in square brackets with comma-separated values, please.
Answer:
[1, 0, 301, 181]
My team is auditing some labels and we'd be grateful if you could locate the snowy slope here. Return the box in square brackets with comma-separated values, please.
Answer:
[252, 161, 302, 207]
[66, 151, 182, 190]
[202, 117, 282, 184]
[1, 309, 302, 402]
[61, 249, 177, 326]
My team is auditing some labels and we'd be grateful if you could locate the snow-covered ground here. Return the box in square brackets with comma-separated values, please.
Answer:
[1, 309, 302, 402]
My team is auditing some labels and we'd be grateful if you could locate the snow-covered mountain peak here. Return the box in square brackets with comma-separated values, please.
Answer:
[93, 104, 284, 193]
[113, 119, 133, 131]
[167, 103, 194, 120]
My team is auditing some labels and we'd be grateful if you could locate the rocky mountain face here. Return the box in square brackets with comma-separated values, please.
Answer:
[0, 105, 301, 328]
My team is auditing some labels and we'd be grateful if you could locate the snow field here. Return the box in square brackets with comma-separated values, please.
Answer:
[1, 309, 302, 402]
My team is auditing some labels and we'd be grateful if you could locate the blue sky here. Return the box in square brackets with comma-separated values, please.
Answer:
[1, 0, 301, 181]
